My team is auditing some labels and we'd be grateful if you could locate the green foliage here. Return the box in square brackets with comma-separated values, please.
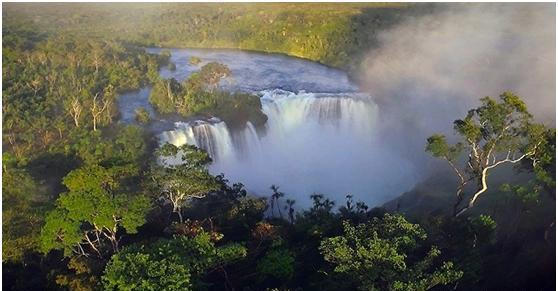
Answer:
[294, 193, 340, 240]
[189, 56, 202, 65]
[151, 143, 219, 222]
[3, 3, 411, 70]
[391, 260, 462, 291]
[2, 27, 166, 161]
[103, 251, 192, 291]
[2, 5, 555, 291]
[149, 78, 181, 114]
[421, 214, 499, 287]
[158, 142, 213, 166]
[2, 166, 45, 262]
[58, 125, 147, 169]
[319, 214, 462, 291]
[134, 107, 151, 124]
[186, 62, 231, 91]
[55, 256, 103, 291]
[470, 215, 497, 243]
[426, 92, 553, 216]
[149, 62, 267, 128]
[102, 232, 247, 290]
[258, 248, 296, 280]
[501, 127, 557, 202]
[450, 93, 530, 151]
[40, 164, 151, 257]
[425, 134, 463, 162]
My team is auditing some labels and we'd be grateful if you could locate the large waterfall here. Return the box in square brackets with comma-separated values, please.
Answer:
[159, 89, 417, 207]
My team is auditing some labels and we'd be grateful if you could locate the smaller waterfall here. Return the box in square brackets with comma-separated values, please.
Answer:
[159, 120, 235, 161]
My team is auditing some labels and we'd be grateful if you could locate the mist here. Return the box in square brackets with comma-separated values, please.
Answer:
[359, 3, 556, 177]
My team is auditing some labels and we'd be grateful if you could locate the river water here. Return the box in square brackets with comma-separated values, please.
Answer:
[118, 48, 417, 208]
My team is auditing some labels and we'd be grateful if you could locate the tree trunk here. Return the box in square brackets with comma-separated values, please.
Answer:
[455, 168, 489, 217]
[277, 202, 283, 218]
[91, 92, 109, 131]
[172, 203, 184, 223]
[70, 97, 82, 128]
[84, 232, 102, 258]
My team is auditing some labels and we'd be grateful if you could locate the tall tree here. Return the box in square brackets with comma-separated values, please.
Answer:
[285, 199, 296, 224]
[151, 143, 219, 223]
[270, 184, 285, 218]
[102, 232, 247, 290]
[40, 164, 151, 257]
[320, 214, 463, 291]
[90, 85, 115, 131]
[426, 92, 552, 216]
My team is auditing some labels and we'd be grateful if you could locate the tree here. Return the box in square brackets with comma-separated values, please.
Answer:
[40, 164, 151, 257]
[103, 251, 192, 291]
[62, 125, 146, 168]
[91, 46, 103, 75]
[320, 214, 462, 291]
[257, 248, 295, 281]
[189, 56, 202, 65]
[426, 92, 552, 216]
[2, 165, 44, 262]
[501, 127, 556, 241]
[185, 62, 231, 92]
[149, 78, 183, 114]
[134, 107, 150, 124]
[148, 62, 266, 128]
[285, 199, 296, 224]
[90, 86, 115, 131]
[68, 95, 84, 128]
[102, 232, 247, 290]
[151, 143, 219, 223]
[502, 128, 556, 201]
[270, 185, 285, 218]
[54, 256, 104, 291]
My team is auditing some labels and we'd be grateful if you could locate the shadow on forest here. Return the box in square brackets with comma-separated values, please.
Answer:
[27, 153, 80, 198]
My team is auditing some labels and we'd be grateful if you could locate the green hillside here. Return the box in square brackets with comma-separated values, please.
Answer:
[3, 3, 420, 71]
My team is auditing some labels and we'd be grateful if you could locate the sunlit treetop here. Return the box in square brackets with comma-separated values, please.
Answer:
[426, 92, 554, 216]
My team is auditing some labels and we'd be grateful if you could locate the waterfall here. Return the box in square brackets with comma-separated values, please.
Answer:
[158, 89, 416, 207]
[159, 120, 235, 161]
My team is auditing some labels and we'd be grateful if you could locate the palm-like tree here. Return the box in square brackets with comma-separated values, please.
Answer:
[270, 185, 285, 218]
[285, 199, 296, 224]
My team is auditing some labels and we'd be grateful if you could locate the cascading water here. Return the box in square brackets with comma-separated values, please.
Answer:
[159, 89, 417, 207]
[161, 120, 235, 161]
[118, 48, 419, 207]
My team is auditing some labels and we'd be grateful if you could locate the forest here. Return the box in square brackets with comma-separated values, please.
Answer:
[2, 3, 426, 75]
[2, 3, 556, 291]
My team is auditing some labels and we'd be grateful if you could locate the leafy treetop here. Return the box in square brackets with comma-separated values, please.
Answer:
[426, 92, 552, 216]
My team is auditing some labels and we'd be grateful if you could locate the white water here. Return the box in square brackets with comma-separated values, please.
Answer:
[159, 89, 417, 207]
